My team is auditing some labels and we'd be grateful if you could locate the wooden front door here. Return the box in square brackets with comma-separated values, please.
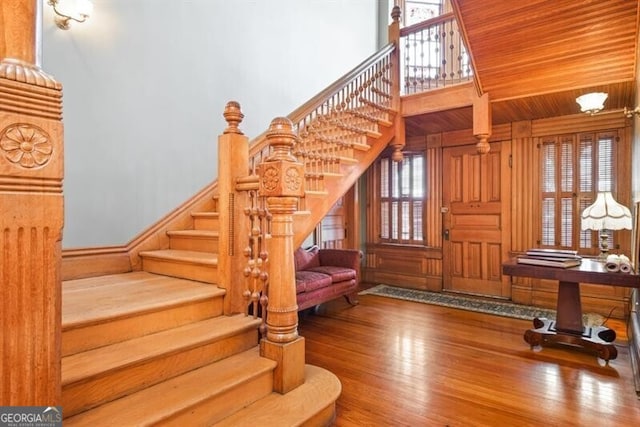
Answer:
[442, 142, 511, 298]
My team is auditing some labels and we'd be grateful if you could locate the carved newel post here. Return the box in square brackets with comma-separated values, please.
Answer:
[217, 101, 251, 315]
[258, 117, 306, 394]
[1, 1, 64, 405]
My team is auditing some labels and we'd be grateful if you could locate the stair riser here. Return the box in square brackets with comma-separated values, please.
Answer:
[301, 403, 337, 427]
[163, 371, 273, 426]
[169, 236, 219, 252]
[62, 329, 259, 418]
[142, 258, 218, 283]
[63, 298, 224, 356]
[193, 216, 219, 230]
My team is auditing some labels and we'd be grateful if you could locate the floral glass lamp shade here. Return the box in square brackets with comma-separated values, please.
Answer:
[576, 92, 608, 115]
[581, 192, 632, 258]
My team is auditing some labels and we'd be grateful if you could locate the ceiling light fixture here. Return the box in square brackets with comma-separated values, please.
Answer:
[576, 92, 608, 115]
[48, 0, 93, 30]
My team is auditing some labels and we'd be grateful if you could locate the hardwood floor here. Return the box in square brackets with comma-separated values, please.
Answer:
[298, 294, 640, 427]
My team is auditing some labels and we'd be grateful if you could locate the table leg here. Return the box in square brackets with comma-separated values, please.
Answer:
[555, 281, 584, 335]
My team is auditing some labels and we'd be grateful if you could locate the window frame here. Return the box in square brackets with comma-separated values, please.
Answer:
[377, 151, 426, 245]
[539, 131, 619, 255]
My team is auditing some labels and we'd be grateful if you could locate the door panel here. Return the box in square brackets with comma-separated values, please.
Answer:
[442, 142, 511, 298]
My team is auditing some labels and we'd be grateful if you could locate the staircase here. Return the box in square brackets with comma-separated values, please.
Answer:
[59, 44, 398, 425]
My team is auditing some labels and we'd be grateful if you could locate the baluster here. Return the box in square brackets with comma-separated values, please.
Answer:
[242, 188, 270, 326]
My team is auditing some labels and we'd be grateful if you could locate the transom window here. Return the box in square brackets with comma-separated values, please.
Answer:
[379, 153, 425, 244]
[403, 0, 444, 26]
[540, 132, 617, 253]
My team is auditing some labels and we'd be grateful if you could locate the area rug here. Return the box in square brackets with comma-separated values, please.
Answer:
[359, 284, 558, 321]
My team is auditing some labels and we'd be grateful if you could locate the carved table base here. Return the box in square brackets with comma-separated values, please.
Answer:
[524, 317, 618, 363]
[503, 258, 639, 364]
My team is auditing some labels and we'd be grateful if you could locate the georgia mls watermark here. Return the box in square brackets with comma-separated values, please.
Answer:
[0, 407, 62, 427]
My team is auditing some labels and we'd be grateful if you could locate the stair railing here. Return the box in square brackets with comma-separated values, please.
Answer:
[218, 104, 305, 392]
[217, 10, 405, 392]
[400, 11, 473, 94]
[245, 43, 397, 204]
[218, 42, 401, 315]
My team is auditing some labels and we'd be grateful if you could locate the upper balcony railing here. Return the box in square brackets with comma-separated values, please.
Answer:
[400, 12, 473, 95]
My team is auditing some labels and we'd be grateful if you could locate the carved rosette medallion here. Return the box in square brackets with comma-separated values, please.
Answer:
[262, 166, 280, 192]
[284, 166, 302, 192]
[0, 123, 53, 168]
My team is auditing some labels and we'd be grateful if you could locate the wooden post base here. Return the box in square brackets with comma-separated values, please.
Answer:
[260, 336, 306, 394]
[524, 317, 618, 363]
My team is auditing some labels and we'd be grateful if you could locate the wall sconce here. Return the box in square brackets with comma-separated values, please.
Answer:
[48, 0, 93, 30]
[581, 191, 632, 260]
[576, 92, 608, 115]
[623, 106, 640, 118]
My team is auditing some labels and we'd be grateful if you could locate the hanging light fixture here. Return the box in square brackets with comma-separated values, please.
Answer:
[576, 92, 608, 115]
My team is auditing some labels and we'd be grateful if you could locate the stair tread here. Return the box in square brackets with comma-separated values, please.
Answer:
[64, 348, 276, 426]
[63, 314, 261, 386]
[167, 229, 219, 238]
[139, 249, 219, 264]
[213, 364, 341, 427]
[63, 271, 224, 329]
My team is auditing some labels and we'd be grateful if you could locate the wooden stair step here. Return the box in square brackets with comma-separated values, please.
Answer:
[191, 211, 219, 230]
[62, 314, 262, 417]
[140, 249, 218, 283]
[168, 229, 219, 252]
[63, 271, 225, 356]
[213, 365, 342, 427]
[64, 348, 275, 426]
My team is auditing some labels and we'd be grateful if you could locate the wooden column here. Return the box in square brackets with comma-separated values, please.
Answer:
[217, 101, 251, 315]
[388, 5, 404, 162]
[0, 0, 64, 405]
[258, 117, 305, 394]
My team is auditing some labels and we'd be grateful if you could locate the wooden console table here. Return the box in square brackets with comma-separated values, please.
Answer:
[502, 258, 640, 363]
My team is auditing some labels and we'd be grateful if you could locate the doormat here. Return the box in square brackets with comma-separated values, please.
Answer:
[359, 284, 558, 321]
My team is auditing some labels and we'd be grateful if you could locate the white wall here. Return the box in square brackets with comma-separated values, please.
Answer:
[42, 0, 379, 248]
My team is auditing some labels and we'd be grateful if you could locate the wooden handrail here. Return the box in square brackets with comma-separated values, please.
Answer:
[399, 12, 455, 37]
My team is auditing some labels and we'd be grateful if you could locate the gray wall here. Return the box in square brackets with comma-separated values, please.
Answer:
[42, 0, 379, 248]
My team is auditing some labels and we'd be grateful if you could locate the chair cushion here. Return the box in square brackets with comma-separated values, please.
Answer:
[295, 271, 332, 293]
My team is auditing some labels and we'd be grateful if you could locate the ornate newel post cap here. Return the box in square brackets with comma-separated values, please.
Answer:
[391, 5, 401, 21]
[258, 117, 304, 198]
[265, 117, 299, 162]
[223, 101, 244, 134]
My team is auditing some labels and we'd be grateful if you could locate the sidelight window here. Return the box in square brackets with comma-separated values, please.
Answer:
[379, 153, 425, 244]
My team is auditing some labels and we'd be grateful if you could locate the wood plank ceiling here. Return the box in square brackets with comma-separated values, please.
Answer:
[405, 0, 639, 136]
